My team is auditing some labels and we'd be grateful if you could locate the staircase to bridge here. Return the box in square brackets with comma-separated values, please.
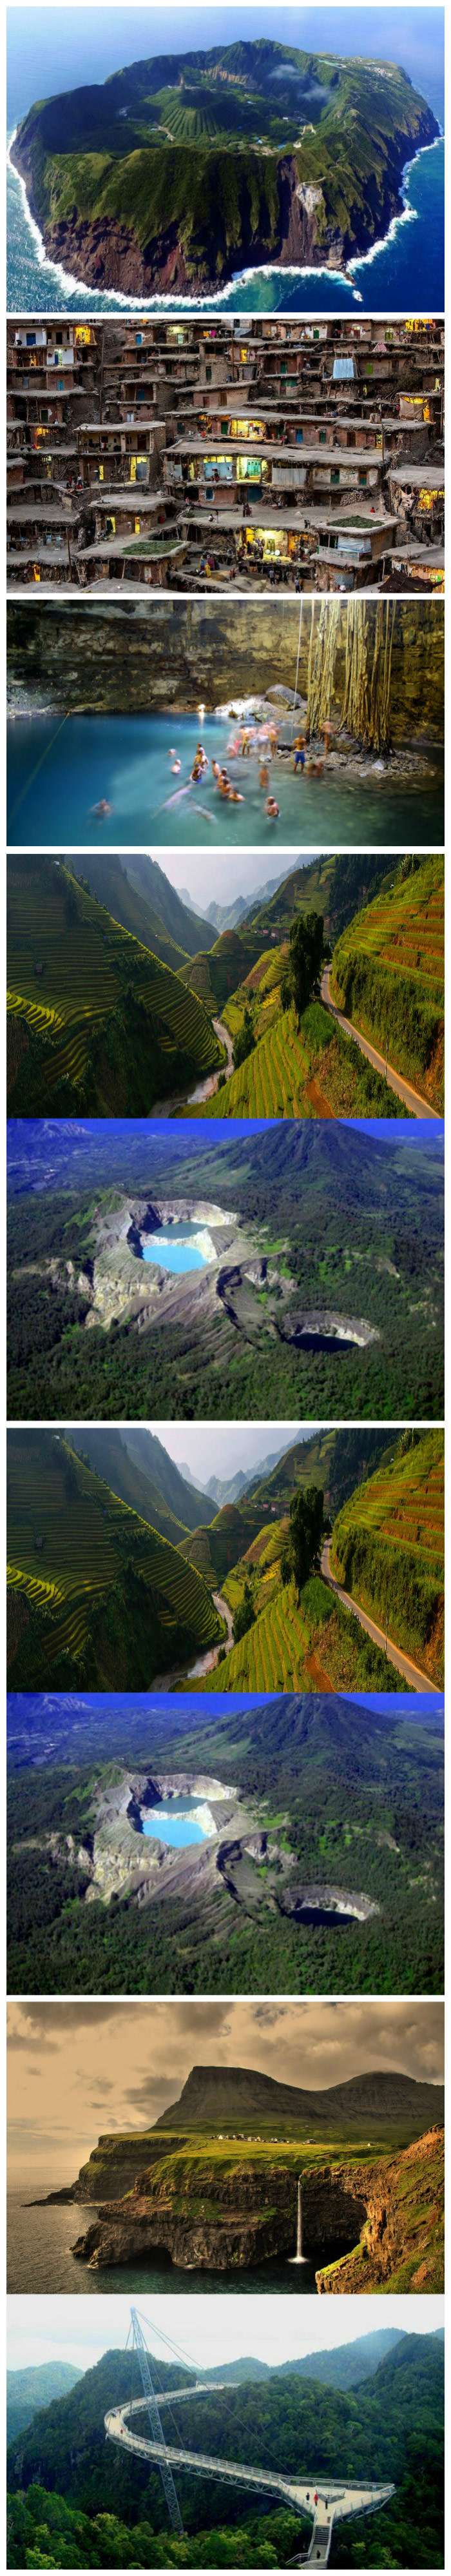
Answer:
[105, 2381, 395, 2565]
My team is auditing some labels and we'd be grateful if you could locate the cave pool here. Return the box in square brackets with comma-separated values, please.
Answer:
[6, 711, 444, 848]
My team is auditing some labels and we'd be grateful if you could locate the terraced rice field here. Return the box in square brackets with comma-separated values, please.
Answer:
[179, 1496, 283, 1588]
[6, 1435, 218, 1671]
[330, 1432, 444, 1685]
[328, 859, 445, 1114]
[240, 947, 287, 1000]
[202, 1006, 310, 1118]
[238, 1520, 287, 1575]
[203, 1581, 312, 1694]
[332, 1433, 445, 1580]
[332, 858, 444, 991]
[181, 927, 264, 1016]
[7, 860, 217, 1094]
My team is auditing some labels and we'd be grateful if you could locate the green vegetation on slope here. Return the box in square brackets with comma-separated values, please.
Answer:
[178, 1431, 395, 1592]
[331, 855, 445, 1114]
[71, 850, 216, 967]
[6, 1430, 218, 1689]
[7, 1681, 443, 1996]
[6, 853, 220, 1115]
[180, 924, 265, 1015]
[6, 1125, 445, 1422]
[15, 42, 439, 286]
[316, 2126, 444, 2297]
[331, 1430, 444, 1687]
[6, 2330, 445, 2570]
[68, 1425, 215, 1550]
[246, 852, 396, 948]
[198, 1568, 407, 1697]
[198, 995, 408, 1121]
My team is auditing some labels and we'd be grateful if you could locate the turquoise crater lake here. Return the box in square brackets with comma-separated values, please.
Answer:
[141, 1224, 211, 1274]
[140, 1798, 211, 1848]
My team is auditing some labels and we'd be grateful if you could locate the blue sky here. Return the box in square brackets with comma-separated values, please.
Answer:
[9, 1687, 441, 1724]
[6, 5, 445, 126]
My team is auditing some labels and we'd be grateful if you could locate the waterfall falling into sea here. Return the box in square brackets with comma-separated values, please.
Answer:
[289, 2176, 307, 2265]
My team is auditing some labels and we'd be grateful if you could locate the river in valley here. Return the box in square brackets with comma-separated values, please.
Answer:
[151, 1021, 235, 1118]
[188, 1590, 235, 1678]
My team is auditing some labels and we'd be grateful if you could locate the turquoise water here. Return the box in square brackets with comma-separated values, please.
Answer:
[140, 1798, 208, 1847]
[6, 713, 444, 849]
[142, 1225, 209, 1273]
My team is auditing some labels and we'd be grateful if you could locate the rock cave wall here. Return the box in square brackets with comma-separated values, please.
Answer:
[7, 600, 444, 742]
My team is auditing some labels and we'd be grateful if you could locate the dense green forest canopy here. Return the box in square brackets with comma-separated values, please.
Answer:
[6, 1682, 443, 1998]
[12, 41, 439, 293]
[6, 1122, 444, 1420]
[6, 2330, 445, 2569]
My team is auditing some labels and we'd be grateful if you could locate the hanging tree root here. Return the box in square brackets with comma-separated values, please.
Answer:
[306, 599, 396, 753]
[340, 598, 396, 753]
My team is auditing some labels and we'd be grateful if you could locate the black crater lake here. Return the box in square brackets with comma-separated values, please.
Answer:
[7, 2193, 318, 2296]
[293, 1905, 356, 1928]
[140, 1224, 212, 1274]
[139, 1797, 211, 1848]
[289, 1332, 354, 1355]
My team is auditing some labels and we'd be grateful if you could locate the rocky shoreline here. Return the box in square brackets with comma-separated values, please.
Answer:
[25, 2125, 443, 2294]
[10, 111, 439, 298]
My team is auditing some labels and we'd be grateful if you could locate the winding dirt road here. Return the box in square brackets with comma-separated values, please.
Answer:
[320, 964, 441, 1122]
[320, 1540, 441, 1695]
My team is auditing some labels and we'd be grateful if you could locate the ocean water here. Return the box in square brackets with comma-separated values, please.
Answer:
[140, 1797, 209, 1844]
[7, 2190, 318, 2294]
[6, 135, 444, 317]
[6, 712, 444, 849]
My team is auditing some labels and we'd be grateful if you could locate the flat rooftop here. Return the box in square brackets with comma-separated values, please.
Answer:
[75, 419, 166, 435]
[388, 464, 445, 488]
[167, 439, 385, 466]
[177, 504, 396, 535]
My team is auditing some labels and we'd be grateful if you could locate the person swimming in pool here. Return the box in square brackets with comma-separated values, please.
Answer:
[265, 795, 279, 820]
[90, 798, 111, 818]
[191, 741, 209, 782]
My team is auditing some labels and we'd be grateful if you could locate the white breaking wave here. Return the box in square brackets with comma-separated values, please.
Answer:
[349, 133, 444, 282]
[6, 128, 443, 315]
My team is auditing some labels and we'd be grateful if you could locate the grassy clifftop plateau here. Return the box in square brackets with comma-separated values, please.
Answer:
[12, 41, 439, 292]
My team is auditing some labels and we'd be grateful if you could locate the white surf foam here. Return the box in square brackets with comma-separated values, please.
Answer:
[6, 128, 443, 315]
